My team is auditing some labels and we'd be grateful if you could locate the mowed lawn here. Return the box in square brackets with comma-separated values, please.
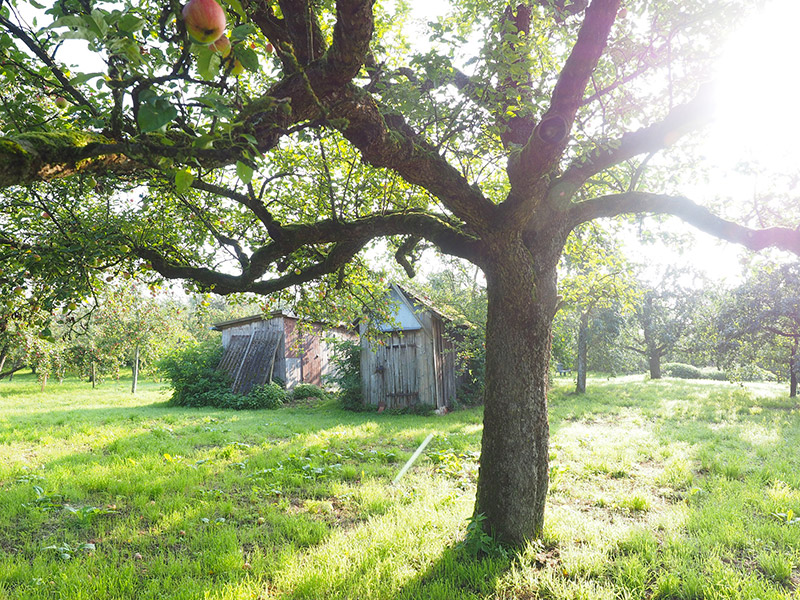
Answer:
[1, 373, 799, 599]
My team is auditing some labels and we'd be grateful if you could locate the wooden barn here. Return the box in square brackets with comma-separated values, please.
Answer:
[360, 284, 459, 411]
[213, 313, 356, 395]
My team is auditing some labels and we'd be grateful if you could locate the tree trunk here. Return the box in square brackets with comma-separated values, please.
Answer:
[131, 345, 140, 394]
[91, 361, 96, 389]
[648, 351, 661, 379]
[790, 341, 798, 398]
[576, 312, 589, 394]
[474, 238, 559, 545]
[0, 345, 7, 376]
[40, 373, 47, 392]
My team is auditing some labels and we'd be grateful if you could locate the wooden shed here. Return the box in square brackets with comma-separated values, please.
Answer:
[213, 313, 356, 395]
[360, 285, 458, 411]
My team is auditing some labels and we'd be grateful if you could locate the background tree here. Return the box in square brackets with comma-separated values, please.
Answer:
[558, 223, 636, 393]
[3, 0, 800, 544]
[623, 271, 703, 379]
[718, 261, 800, 396]
[90, 283, 185, 393]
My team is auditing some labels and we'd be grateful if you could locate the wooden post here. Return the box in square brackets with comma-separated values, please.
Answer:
[131, 345, 139, 394]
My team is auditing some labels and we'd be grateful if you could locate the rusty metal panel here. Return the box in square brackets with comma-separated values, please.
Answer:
[232, 329, 282, 395]
[217, 335, 250, 382]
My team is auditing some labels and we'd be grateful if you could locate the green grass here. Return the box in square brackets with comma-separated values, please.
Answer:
[1, 372, 800, 598]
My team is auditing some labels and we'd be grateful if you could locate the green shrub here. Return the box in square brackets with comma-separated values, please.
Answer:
[325, 339, 364, 411]
[157, 341, 235, 407]
[663, 363, 703, 379]
[291, 383, 329, 402]
[223, 383, 287, 410]
[663, 362, 774, 383]
[726, 364, 777, 382]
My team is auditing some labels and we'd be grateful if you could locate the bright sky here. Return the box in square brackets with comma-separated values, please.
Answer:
[631, 0, 800, 285]
[707, 0, 800, 172]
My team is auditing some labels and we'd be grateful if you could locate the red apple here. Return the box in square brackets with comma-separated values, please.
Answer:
[265, 42, 274, 54]
[209, 35, 231, 58]
[55, 96, 69, 109]
[182, 0, 226, 44]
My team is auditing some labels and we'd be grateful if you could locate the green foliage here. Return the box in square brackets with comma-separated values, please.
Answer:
[158, 340, 234, 407]
[717, 261, 800, 389]
[325, 338, 364, 411]
[159, 340, 290, 410]
[662, 362, 704, 379]
[457, 513, 509, 559]
[662, 362, 775, 382]
[223, 382, 287, 410]
[290, 383, 329, 402]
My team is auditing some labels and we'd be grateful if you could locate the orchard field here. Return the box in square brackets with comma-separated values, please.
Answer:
[1, 373, 799, 599]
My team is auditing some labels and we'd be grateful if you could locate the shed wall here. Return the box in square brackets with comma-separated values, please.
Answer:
[218, 315, 355, 390]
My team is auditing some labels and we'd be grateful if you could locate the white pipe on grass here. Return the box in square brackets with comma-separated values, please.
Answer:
[392, 433, 434, 484]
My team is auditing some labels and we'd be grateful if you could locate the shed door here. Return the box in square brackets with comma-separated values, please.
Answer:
[301, 333, 322, 386]
[379, 332, 418, 409]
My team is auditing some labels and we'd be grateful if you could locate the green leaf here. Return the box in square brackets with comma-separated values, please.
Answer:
[175, 169, 195, 193]
[196, 46, 221, 81]
[118, 14, 146, 33]
[137, 94, 178, 133]
[233, 45, 259, 73]
[230, 23, 258, 42]
[89, 10, 109, 38]
[69, 72, 104, 86]
[221, 0, 246, 18]
[236, 161, 254, 184]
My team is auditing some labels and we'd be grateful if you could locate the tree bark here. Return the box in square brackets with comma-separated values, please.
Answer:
[648, 351, 662, 379]
[475, 237, 558, 545]
[131, 345, 139, 395]
[91, 361, 96, 389]
[576, 312, 589, 393]
[790, 341, 797, 398]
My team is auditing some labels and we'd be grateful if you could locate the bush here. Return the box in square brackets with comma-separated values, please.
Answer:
[158, 341, 235, 407]
[325, 339, 364, 411]
[698, 367, 728, 381]
[222, 383, 287, 410]
[290, 383, 329, 402]
[159, 342, 289, 410]
[662, 363, 703, 379]
[662, 362, 774, 383]
[726, 364, 777, 382]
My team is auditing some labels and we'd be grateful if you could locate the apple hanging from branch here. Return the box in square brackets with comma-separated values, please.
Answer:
[209, 35, 231, 58]
[182, 0, 227, 44]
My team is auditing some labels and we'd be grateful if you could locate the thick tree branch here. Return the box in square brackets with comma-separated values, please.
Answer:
[326, 0, 374, 84]
[550, 85, 715, 202]
[136, 209, 479, 294]
[502, 0, 620, 223]
[569, 192, 800, 255]
[331, 86, 496, 228]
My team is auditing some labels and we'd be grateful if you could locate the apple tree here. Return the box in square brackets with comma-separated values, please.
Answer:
[3, 0, 800, 544]
[558, 223, 636, 392]
[718, 261, 800, 396]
